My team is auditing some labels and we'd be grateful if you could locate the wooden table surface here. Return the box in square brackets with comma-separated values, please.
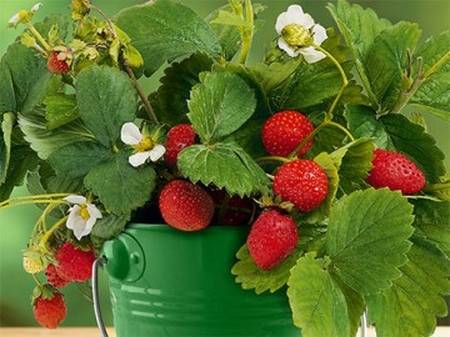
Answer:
[1, 328, 450, 336]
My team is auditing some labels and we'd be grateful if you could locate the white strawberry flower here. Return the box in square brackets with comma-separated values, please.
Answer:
[31, 3, 43, 13]
[64, 195, 102, 241]
[121, 122, 166, 168]
[8, 3, 43, 27]
[275, 4, 328, 63]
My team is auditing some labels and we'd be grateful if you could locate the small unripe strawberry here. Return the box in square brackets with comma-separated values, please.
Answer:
[23, 256, 43, 274]
[368, 149, 426, 194]
[273, 159, 329, 213]
[33, 291, 67, 329]
[46, 264, 71, 289]
[47, 51, 70, 74]
[165, 124, 196, 167]
[159, 180, 214, 231]
[262, 110, 315, 157]
[211, 189, 253, 226]
[247, 209, 298, 270]
[55, 243, 95, 283]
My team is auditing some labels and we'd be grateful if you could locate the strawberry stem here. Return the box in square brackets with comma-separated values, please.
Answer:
[257, 156, 291, 164]
[289, 120, 355, 159]
[26, 23, 51, 53]
[314, 45, 349, 120]
[0, 193, 69, 208]
[39, 216, 69, 251]
[235, 0, 255, 65]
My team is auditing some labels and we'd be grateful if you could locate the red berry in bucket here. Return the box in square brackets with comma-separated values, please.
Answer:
[262, 110, 315, 157]
[165, 124, 196, 167]
[33, 290, 67, 329]
[159, 180, 214, 231]
[47, 51, 70, 74]
[273, 159, 329, 213]
[211, 189, 253, 226]
[247, 209, 298, 270]
[55, 243, 95, 282]
[368, 149, 426, 194]
[46, 264, 71, 289]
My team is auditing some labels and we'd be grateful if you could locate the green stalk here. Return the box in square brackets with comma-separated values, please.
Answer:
[289, 120, 355, 159]
[315, 45, 349, 120]
[238, 0, 254, 64]
[27, 23, 51, 52]
[257, 156, 291, 164]
[39, 216, 68, 251]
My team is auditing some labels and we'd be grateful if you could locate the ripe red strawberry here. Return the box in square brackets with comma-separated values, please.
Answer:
[247, 209, 298, 270]
[273, 159, 329, 213]
[165, 124, 196, 167]
[47, 51, 70, 74]
[46, 264, 70, 289]
[262, 110, 315, 157]
[33, 292, 67, 329]
[368, 149, 426, 194]
[211, 189, 253, 226]
[159, 180, 214, 231]
[55, 243, 95, 282]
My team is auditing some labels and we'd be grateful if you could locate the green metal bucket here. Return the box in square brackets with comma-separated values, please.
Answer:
[92, 224, 299, 337]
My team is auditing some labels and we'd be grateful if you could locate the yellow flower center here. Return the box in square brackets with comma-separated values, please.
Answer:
[134, 136, 154, 152]
[79, 205, 90, 221]
[281, 24, 313, 48]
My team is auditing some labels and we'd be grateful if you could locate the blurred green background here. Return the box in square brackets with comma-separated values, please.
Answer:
[0, 0, 449, 327]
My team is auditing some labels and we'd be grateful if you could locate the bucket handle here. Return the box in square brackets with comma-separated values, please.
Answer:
[92, 257, 109, 337]
[91, 257, 369, 337]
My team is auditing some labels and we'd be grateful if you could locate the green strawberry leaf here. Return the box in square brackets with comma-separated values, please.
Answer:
[188, 71, 256, 143]
[334, 276, 366, 337]
[287, 253, 351, 337]
[271, 29, 352, 111]
[115, 0, 221, 76]
[326, 188, 414, 295]
[84, 151, 157, 215]
[178, 142, 269, 197]
[0, 44, 51, 115]
[90, 213, 130, 241]
[76, 65, 138, 148]
[411, 199, 450, 258]
[0, 145, 38, 201]
[0, 113, 14, 184]
[247, 59, 301, 94]
[344, 105, 393, 148]
[44, 94, 79, 130]
[345, 106, 446, 183]
[367, 237, 450, 337]
[48, 141, 112, 178]
[364, 22, 422, 112]
[410, 31, 450, 119]
[27, 164, 83, 196]
[18, 109, 94, 160]
[304, 152, 339, 223]
[330, 137, 374, 193]
[150, 53, 213, 125]
[327, 0, 391, 105]
[231, 244, 301, 295]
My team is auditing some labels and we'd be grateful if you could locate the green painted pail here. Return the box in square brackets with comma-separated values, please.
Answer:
[100, 224, 299, 337]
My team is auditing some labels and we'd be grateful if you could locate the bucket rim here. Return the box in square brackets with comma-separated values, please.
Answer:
[127, 223, 249, 233]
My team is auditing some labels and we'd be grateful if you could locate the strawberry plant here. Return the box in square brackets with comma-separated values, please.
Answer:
[0, 0, 449, 335]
